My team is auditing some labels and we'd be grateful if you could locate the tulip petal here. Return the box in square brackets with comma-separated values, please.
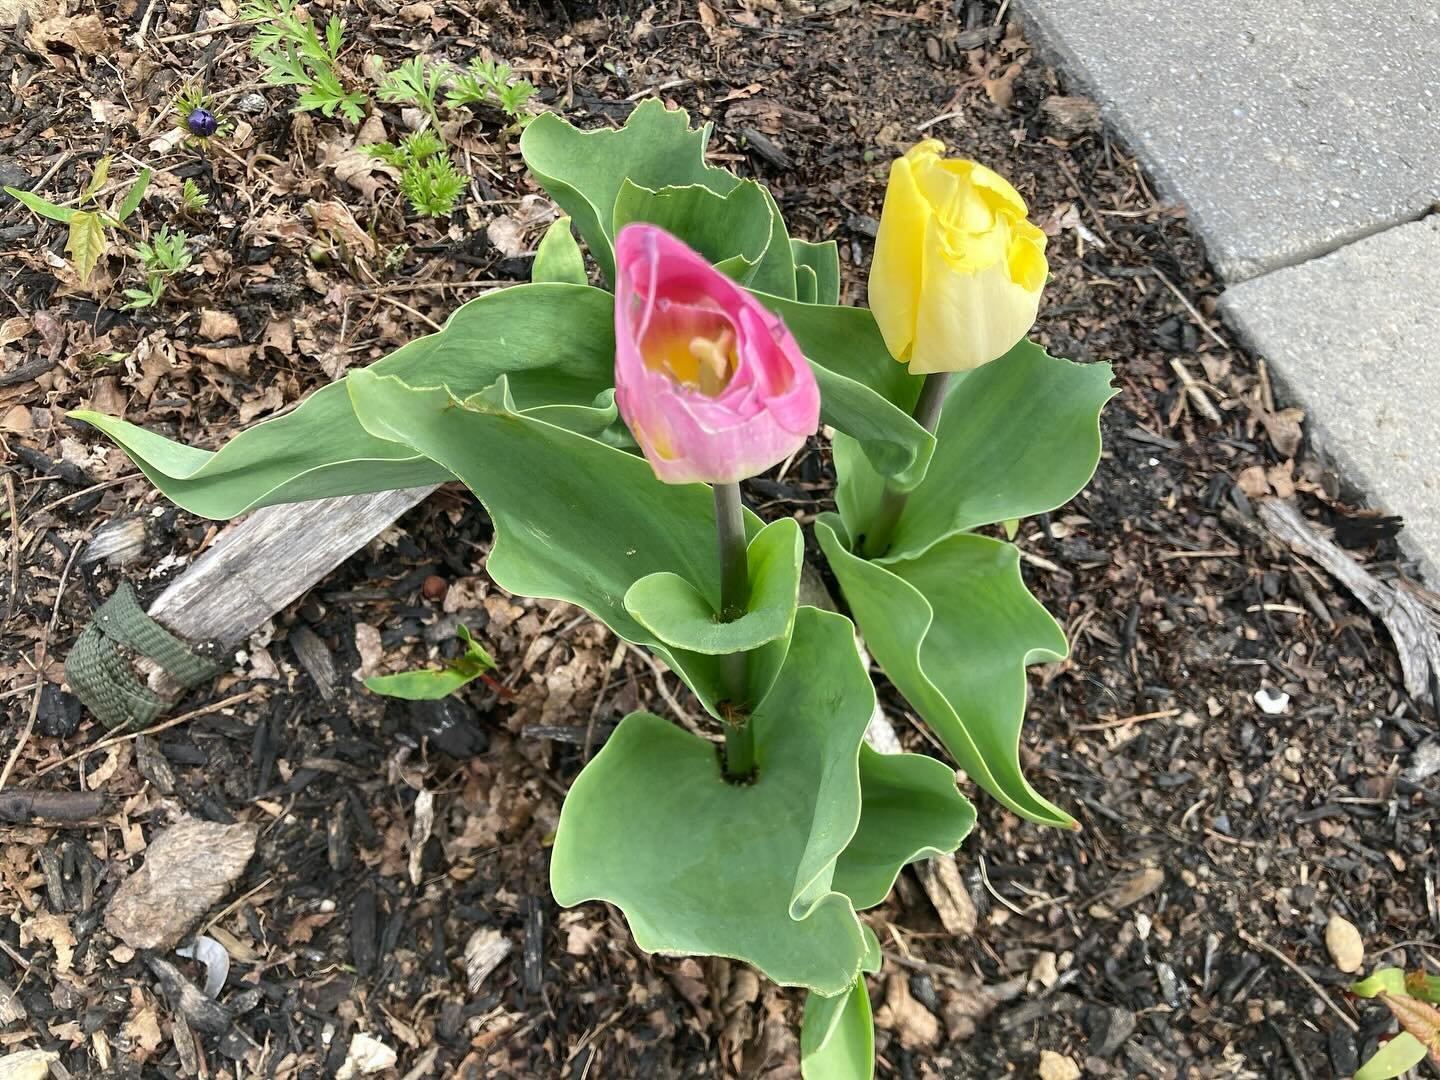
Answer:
[867, 155, 929, 363]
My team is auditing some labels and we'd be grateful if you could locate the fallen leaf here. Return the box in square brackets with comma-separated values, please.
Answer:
[20, 912, 76, 974]
[27, 12, 114, 56]
[197, 310, 240, 341]
[875, 975, 939, 1049]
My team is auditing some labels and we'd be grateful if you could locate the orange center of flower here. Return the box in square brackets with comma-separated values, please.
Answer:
[641, 304, 740, 397]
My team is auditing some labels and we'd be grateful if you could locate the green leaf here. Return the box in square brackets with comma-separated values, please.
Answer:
[791, 238, 841, 306]
[818, 517, 1072, 828]
[363, 624, 494, 700]
[747, 187, 797, 300]
[72, 283, 618, 518]
[833, 746, 976, 910]
[551, 607, 877, 995]
[625, 518, 801, 655]
[1353, 969, 1410, 998]
[84, 155, 112, 200]
[6, 186, 78, 224]
[116, 168, 152, 222]
[344, 370, 779, 716]
[840, 342, 1116, 559]
[65, 211, 108, 282]
[802, 980, 873, 1080]
[520, 99, 734, 284]
[612, 179, 773, 284]
[1355, 1032, 1427, 1080]
[531, 217, 588, 285]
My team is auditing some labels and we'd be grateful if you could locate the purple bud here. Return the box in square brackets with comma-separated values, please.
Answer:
[186, 108, 218, 138]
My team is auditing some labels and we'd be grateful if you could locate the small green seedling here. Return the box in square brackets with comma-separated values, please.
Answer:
[376, 56, 448, 130]
[242, 0, 368, 123]
[179, 179, 210, 215]
[444, 57, 537, 121]
[1351, 967, 1440, 1079]
[5, 156, 152, 281]
[363, 624, 499, 700]
[122, 226, 192, 310]
[362, 130, 465, 218]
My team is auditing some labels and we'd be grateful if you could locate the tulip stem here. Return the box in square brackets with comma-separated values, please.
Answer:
[859, 372, 952, 559]
[713, 482, 755, 780]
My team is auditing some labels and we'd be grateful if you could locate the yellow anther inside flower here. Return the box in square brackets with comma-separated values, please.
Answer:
[689, 329, 738, 396]
[640, 303, 740, 396]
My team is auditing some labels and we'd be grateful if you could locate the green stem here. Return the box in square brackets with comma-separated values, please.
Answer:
[713, 482, 754, 779]
[859, 372, 952, 559]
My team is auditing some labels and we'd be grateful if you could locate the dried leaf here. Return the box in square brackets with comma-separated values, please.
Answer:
[198, 310, 240, 341]
[1379, 992, 1440, 1064]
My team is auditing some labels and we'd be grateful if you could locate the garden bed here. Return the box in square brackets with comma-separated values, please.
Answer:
[2, 1, 1435, 1076]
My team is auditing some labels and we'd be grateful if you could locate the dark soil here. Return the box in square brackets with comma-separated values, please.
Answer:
[3, 1, 1437, 1078]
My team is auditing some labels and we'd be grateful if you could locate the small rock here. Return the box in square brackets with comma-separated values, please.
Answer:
[1040, 95, 1102, 137]
[1038, 1050, 1082, 1080]
[105, 819, 258, 950]
[1325, 914, 1364, 973]
[1030, 951, 1060, 990]
[34, 684, 81, 738]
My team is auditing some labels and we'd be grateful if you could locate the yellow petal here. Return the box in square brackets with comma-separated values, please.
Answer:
[868, 155, 931, 362]
[908, 223, 1042, 375]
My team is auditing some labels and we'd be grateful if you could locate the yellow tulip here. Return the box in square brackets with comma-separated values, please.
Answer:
[868, 140, 1047, 374]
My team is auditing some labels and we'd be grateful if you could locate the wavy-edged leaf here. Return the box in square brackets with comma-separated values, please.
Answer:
[818, 516, 1072, 828]
[833, 746, 976, 910]
[613, 179, 773, 284]
[531, 217, 587, 285]
[1356, 1031, 1428, 1080]
[551, 607, 876, 995]
[791, 238, 840, 307]
[520, 100, 732, 284]
[802, 979, 873, 1080]
[836, 341, 1116, 557]
[65, 211, 107, 282]
[72, 283, 618, 518]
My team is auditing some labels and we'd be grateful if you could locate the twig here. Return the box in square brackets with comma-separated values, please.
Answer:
[1150, 267, 1229, 350]
[631, 646, 705, 736]
[378, 294, 445, 333]
[1074, 708, 1180, 732]
[1237, 927, 1358, 1033]
[23, 688, 266, 783]
[0, 540, 82, 793]
[1169, 359, 1223, 423]
[34, 474, 142, 516]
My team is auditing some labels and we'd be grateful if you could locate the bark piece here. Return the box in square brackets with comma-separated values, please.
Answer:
[105, 820, 258, 950]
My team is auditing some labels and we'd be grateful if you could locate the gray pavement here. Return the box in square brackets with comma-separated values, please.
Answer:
[1222, 218, 1440, 576]
[1020, 0, 1440, 574]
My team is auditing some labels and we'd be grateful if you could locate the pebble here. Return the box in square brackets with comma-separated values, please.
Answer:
[1038, 1050, 1081, 1080]
[1325, 914, 1364, 973]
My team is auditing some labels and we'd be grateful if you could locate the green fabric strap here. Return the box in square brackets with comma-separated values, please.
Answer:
[65, 583, 218, 731]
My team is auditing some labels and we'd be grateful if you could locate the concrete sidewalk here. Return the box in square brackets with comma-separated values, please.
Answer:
[1019, 0, 1440, 574]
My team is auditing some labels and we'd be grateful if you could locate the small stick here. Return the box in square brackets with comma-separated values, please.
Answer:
[3, 472, 19, 627]
[0, 789, 107, 824]
[1169, 359, 1223, 423]
[1074, 708, 1180, 732]
[1151, 267, 1230, 351]
[22, 688, 266, 784]
[0, 542, 82, 793]
[1237, 927, 1359, 1033]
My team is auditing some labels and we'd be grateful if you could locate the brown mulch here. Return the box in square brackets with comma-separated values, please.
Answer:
[3, 1, 1437, 1077]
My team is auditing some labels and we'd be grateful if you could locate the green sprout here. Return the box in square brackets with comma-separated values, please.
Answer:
[241, 0, 368, 123]
[4, 156, 151, 282]
[363, 130, 466, 218]
[179, 179, 209, 214]
[444, 57, 537, 121]
[122, 226, 192, 310]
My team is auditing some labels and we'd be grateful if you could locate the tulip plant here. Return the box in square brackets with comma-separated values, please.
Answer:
[73, 102, 1115, 1077]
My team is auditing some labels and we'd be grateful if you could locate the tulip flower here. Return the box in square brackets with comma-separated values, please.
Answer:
[869, 140, 1048, 374]
[613, 223, 820, 487]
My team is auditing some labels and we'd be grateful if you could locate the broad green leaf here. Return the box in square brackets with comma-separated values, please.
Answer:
[551, 607, 877, 994]
[791, 238, 841, 306]
[612, 179, 773, 284]
[65, 211, 107, 282]
[531, 217, 587, 285]
[818, 517, 1072, 828]
[84, 155, 112, 199]
[626, 518, 800, 656]
[747, 187, 797, 300]
[4, 187, 78, 224]
[116, 168, 151, 223]
[761, 295, 931, 489]
[1355, 1032, 1427, 1080]
[363, 624, 494, 700]
[833, 746, 976, 910]
[802, 980, 873, 1080]
[72, 283, 618, 518]
[839, 342, 1116, 559]
[1354, 969, 1410, 998]
[344, 370, 790, 717]
[520, 100, 733, 284]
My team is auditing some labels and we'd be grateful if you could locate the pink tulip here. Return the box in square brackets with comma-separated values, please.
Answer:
[613, 223, 821, 485]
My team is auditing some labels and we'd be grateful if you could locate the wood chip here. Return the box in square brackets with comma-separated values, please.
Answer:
[916, 854, 977, 935]
[463, 928, 512, 994]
